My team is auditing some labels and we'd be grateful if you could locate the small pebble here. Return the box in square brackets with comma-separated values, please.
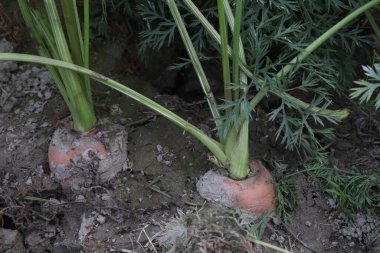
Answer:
[96, 215, 106, 225]
[118, 118, 128, 125]
[277, 235, 285, 244]
[40, 122, 50, 128]
[25, 177, 32, 185]
[76, 195, 86, 202]
[272, 217, 281, 226]
[305, 221, 312, 227]
[100, 194, 111, 201]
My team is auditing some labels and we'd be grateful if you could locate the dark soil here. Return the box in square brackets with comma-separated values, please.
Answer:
[0, 6, 379, 252]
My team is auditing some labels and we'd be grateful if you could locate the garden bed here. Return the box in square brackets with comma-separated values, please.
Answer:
[0, 36, 379, 253]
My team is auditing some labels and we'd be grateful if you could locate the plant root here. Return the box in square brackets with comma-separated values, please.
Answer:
[48, 118, 128, 191]
[197, 160, 276, 217]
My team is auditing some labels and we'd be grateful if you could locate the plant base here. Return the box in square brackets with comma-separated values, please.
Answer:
[196, 160, 276, 216]
[48, 118, 128, 191]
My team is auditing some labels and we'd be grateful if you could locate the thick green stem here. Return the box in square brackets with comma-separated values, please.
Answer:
[18, 3, 73, 115]
[359, 0, 380, 41]
[217, 0, 231, 107]
[224, 119, 249, 179]
[231, 0, 244, 101]
[70, 94, 96, 131]
[224, 0, 247, 100]
[19, 0, 96, 132]
[59, 0, 84, 67]
[83, 0, 91, 101]
[44, 0, 96, 132]
[167, 0, 222, 138]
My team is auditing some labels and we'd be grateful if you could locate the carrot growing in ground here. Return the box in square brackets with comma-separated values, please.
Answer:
[167, 0, 351, 215]
[3, 0, 380, 214]
[17, 0, 128, 191]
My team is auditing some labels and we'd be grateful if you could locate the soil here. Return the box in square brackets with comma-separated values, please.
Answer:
[0, 11, 380, 253]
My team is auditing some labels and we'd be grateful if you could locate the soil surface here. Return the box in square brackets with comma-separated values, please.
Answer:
[0, 12, 380, 253]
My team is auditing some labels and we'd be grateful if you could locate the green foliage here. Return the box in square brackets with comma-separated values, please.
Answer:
[137, 1, 178, 56]
[276, 174, 298, 225]
[87, 0, 379, 159]
[276, 159, 380, 224]
[351, 63, 380, 109]
[138, 1, 368, 81]
[138, 0, 216, 56]
[137, 0, 374, 157]
[306, 162, 380, 217]
[267, 90, 337, 154]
